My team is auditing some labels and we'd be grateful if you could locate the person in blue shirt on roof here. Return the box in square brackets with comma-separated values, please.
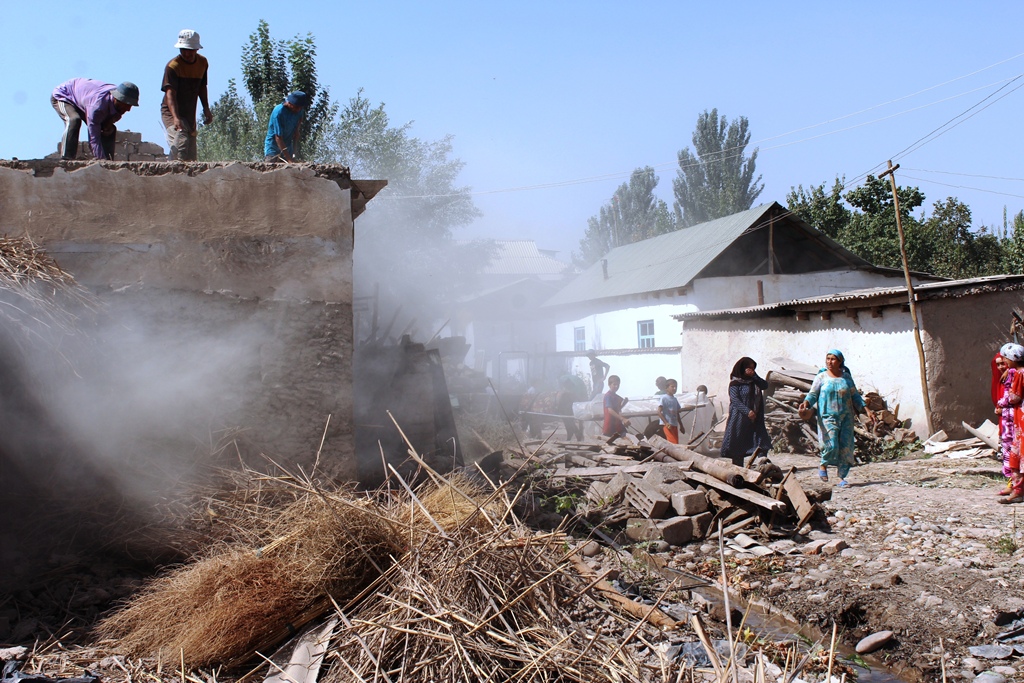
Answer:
[264, 91, 307, 163]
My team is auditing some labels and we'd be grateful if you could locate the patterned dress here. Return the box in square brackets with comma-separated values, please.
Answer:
[996, 367, 1018, 478]
[804, 369, 865, 479]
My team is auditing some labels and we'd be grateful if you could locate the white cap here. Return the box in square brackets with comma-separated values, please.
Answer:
[175, 29, 203, 50]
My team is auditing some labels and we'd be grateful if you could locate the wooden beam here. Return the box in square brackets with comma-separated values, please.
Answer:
[681, 471, 787, 513]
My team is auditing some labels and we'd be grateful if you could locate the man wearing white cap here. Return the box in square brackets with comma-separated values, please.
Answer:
[161, 29, 213, 161]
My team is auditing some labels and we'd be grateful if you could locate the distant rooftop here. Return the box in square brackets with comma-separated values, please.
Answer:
[462, 239, 574, 278]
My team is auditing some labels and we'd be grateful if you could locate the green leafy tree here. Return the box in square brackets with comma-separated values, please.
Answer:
[673, 109, 763, 227]
[196, 80, 264, 162]
[786, 177, 851, 239]
[1001, 211, 1024, 273]
[199, 20, 335, 161]
[574, 167, 675, 267]
[841, 175, 928, 270]
[923, 198, 995, 278]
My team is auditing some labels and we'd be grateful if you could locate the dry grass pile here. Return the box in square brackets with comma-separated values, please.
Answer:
[324, 511, 643, 682]
[97, 486, 403, 668]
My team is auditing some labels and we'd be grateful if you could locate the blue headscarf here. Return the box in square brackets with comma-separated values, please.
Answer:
[824, 349, 853, 378]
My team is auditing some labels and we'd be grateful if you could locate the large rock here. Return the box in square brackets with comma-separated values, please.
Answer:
[855, 630, 893, 654]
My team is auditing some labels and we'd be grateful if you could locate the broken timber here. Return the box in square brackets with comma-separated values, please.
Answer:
[680, 471, 786, 514]
[648, 435, 764, 487]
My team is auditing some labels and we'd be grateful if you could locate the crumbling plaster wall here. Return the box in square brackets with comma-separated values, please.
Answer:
[0, 161, 360, 478]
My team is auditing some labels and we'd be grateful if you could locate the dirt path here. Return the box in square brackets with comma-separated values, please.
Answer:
[669, 451, 1024, 681]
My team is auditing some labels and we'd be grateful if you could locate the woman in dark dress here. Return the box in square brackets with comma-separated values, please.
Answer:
[720, 357, 772, 465]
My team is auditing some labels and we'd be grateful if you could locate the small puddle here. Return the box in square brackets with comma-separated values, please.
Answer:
[692, 586, 916, 682]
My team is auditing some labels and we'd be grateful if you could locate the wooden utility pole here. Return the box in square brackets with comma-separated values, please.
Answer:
[879, 160, 934, 436]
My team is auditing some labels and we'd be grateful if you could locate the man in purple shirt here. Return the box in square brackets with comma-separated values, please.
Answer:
[51, 79, 139, 160]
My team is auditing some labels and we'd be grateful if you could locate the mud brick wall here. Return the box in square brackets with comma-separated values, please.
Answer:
[0, 160, 360, 479]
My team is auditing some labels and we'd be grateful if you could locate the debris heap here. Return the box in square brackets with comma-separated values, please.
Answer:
[762, 360, 919, 458]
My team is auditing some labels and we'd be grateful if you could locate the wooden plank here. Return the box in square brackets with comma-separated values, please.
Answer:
[680, 471, 786, 513]
[781, 475, 816, 527]
[547, 462, 672, 479]
[570, 558, 679, 630]
[766, 370, 812, 392]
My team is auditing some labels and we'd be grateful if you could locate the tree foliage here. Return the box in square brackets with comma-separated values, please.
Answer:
[787, 175, 1021, 278]
[199, 20, 335, 161]
[574, 167, 675, 267]
[673, 109, 763, 228]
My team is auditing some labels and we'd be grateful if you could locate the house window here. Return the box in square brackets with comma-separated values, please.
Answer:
[637, 320, 655, 348]
[573, 327, 586, 352]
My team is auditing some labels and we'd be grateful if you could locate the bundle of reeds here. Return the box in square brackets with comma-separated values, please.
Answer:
[324, 522, 644, 683]
[97, 488, 403, 668]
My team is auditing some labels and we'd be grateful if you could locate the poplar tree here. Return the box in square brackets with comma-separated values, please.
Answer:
[673, 109, 763, 227]
[575, 167, 675, 266]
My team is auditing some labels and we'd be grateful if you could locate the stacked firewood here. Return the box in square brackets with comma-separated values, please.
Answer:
[764, 361, 918, 457]
[499, 435, 818, 551]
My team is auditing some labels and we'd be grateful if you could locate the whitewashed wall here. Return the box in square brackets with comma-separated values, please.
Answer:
[679, 312, 927, 432]
[550, 269, 924, 409]
[691, 270, 912, 309]
[565, 349, 685, 400]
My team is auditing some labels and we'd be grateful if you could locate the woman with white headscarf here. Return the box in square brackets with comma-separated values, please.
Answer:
[995, 343, 1024, 496]
[999, 342, 1024, 503]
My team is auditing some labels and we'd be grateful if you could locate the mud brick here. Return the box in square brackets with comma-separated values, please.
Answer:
[691, 511, 713, 539]
[625, 480, 670, 518]
[658, 516, 694, 546]
[625, 518, 662, 542]
[670, 490, 708, 516]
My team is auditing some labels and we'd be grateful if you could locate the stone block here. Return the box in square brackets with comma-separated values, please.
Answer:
[691, 511, 713, 539]
[802, 540, 829, 555]
[117, 130, 143, 143]
[655, 479, 694, 497]
[641, 463, 688, 489]
[821, 539, 849, 556]
[137, 142, 166, 155]
[587, 473, 633, 506]
[625, 518, 662, 542]
[658, 516, 694, 546]
[670, 490, 708, 516]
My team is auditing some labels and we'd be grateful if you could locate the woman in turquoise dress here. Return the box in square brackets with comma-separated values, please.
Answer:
[798, 349, 875, 487]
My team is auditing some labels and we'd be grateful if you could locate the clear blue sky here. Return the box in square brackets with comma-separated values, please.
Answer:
[7, 1, 1024, 261]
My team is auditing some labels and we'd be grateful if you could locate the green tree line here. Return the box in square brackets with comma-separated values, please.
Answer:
[787, 175, 1024, 279]
[196, 20, 485, 326]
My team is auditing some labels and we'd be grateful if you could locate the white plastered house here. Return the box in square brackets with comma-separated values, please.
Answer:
[543, 202, 939, 400]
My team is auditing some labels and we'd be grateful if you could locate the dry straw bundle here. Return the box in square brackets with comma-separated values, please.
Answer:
[324, 473, 643, 683]
[97, 487, 403, 668]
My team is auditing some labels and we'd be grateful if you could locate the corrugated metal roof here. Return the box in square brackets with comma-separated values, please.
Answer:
[675, 274, 1024, 320]
[468, 240, 573, 276]
[542, 204, 780, 308]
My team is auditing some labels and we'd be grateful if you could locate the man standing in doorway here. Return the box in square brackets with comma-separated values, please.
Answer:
[52, 79, 139, 160]
[264, 92, 308, 163]
[161, 29, 212, 161]
[587, 350, 610, 399]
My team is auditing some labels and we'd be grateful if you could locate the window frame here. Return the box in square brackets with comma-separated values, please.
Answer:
[637, 319, 655, 349]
